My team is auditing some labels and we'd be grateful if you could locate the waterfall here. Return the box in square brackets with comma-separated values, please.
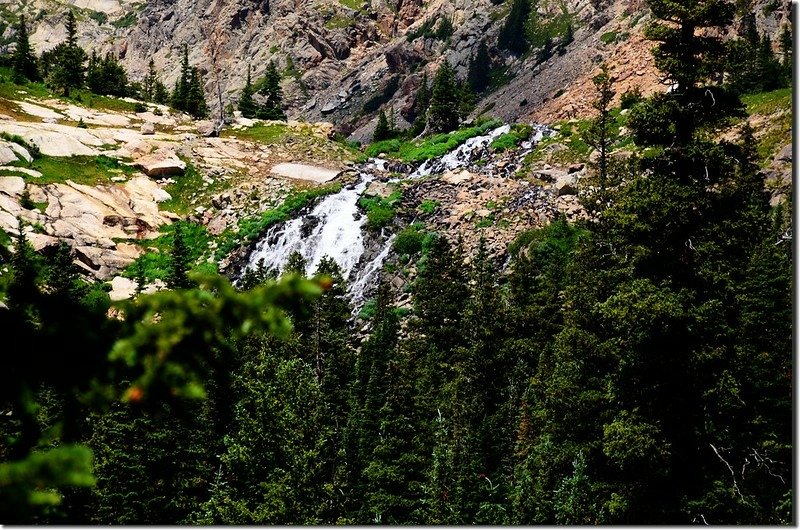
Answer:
[407, 124, 511, 179]
[244, 175, 373, 281]
[238, 123, 554, 311]
[348, 234, 395, 306]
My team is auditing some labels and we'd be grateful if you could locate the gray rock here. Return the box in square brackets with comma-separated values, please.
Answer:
[140, 121, 156, 135]
[776, 143, 792, 163]
[321, 99, 340, 114]
[555, 173, 579, 196]
[196, 120, 217, 137]
[0, 143, 18, 165]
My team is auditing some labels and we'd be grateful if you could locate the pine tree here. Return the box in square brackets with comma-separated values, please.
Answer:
[11, 15, 39, 83]
[411, 73, 430, 135]
[257, 61, 286, 120]
[172, 45, 191, 112]
[467, 40, 491, 94]
[427, 61, 461, 133]
[778, 24, 792, 69]
[583, 64, 615, 186]
[46, 11, 88, 97]
[498, 0, 530, 54]
[166, 222, 192, 289]
[238, 65, 257, 118]
[372, 109, 391, 142]
[186, 67, 209, 119]
[143, 58, 158, 102]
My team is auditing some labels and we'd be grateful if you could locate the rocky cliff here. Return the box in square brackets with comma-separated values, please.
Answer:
[3, 0, 791, 141]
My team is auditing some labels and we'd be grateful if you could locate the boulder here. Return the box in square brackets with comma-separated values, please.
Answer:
[321, 99, 340, 114]
[196, 120, 217, 137]
[109, 276, 138, 301]
[0, 143, 19, 165]
[0, 176, 25, 196]
[776, 143, 792, 163]
[140, 121, 156, 135]
[555, 173, 579, 196]
[134, 150, 187, 177]
[124, 138, 153, 158]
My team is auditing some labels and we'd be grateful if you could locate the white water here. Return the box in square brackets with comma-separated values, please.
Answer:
[407, 124, 511, 179]
[348, 234, 395, 305]
[240, 123, 555, 307]
[245, 175, 373, 280]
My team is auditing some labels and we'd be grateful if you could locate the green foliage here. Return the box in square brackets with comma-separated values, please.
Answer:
[358, 191, 401, 230]
[111, 11, 137, 28]
[238, 65, 257, 119]
[498, 0, 530, 54]
[365, 119, 502, 162]
[392, 224, 426, 256]
[171, 46, 208, 119]
[256, 61, 286, 121]
[600, 30, 617, 44]
[490, 123, 532, 151]
[11, 15, 39, 84]
[418, 199, 439, 214]
[86, 51, 129, 97]
[428, 61, 463, 133]
[372, 109, 392, 142]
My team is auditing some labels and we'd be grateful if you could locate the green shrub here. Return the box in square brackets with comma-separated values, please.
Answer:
[600, 31, 618, 44]
[358, 297, 376, 320]
[393, 225, 426, 255]
[620, 87, 643, 109]
[418, 199, 439, 214]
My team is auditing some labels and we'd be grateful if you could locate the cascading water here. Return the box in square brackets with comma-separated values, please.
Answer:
[240, 166, 397, 306]
[238, 123, 555, 311]
[244, 175, 372, 280]
[407, 124, 512, 179]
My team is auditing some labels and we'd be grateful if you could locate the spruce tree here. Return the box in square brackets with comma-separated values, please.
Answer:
[166, 222, 192, 289]
[47, 11, 88, 97]
[467, 40, 491, 94]
[172, 45, 191, 113]
[238, 65, 257, 118]
[12, 15, 39, 83]
[186, 67, 209, 119]
[427, 61, 461, 133]
[143, 58, 158, 102]
[411, 73, 430, 135]
[257, 61, 286, 120]
[372, 109, 391, 142]
[498, 0, 530, 54]
[583, 64, 615, 186]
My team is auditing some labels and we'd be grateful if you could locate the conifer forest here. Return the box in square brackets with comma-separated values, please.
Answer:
[0, 0, 794, 524]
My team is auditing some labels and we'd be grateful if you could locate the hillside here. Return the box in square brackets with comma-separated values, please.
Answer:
[1, 0, 791, 140]
[0, 0, 793, 525]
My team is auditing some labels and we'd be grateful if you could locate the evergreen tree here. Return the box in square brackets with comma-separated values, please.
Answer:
[46, 11, 88, 97]
[583, 64, 615, 186]
[238, 65, 257, 119]
[186, 67, 209, 119]
[257, 61, 286, 120]
[153, 79, 169, 105]
[12, 15, 39, 83]
[528, 0, 791, 522]
[172, 45, 191, 113]
[498, 0, 530, 54]
[143, 58, 158, 102]
[778, 24, 792, 70]
[427, 61, 461, 133]
[411, 73, 430, 136]
[467, 40, 491, 94]
[372, 109, 391, 142]
[166, 222, 192, 289]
